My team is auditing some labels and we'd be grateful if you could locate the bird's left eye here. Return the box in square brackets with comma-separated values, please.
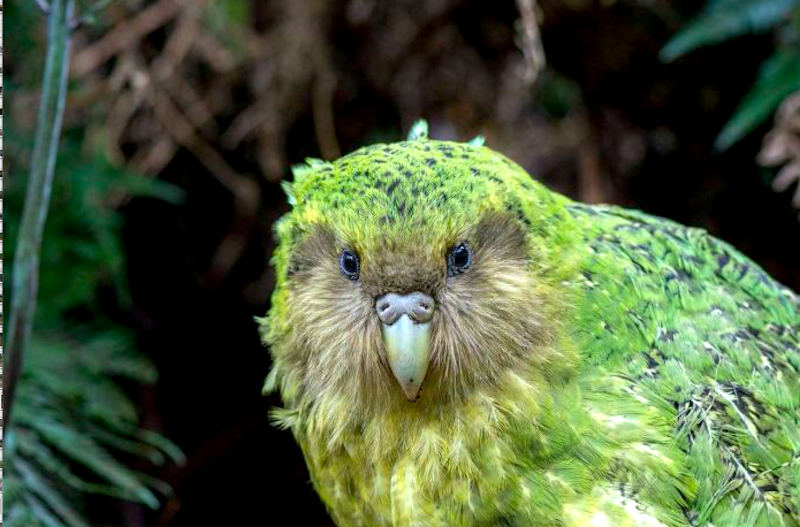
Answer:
[447, 243, 472, 276]
[339, 250, 360, 280]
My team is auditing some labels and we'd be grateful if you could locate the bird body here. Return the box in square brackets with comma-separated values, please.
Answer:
[261, 123, 800, 527]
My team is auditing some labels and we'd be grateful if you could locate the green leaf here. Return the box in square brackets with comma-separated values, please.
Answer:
[21, 494, 63, 527]
[205, 0, 250, 27]
[281, 180, 297, 206]
[407, 119, 429, 141]
[660, 0, 799, 62]
[16, 431, 142, 499]
[89, 426, 167, 465]
[32, 418, 160, 509]
[138, 429, 188, 466]
[202, 0, 251, 57]
[115, 174, 187, 205]
[13, 458, 93, 527]
[715, 49, 800, 150]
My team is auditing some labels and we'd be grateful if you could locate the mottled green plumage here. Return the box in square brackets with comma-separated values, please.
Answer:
[261, 123, 800, 527]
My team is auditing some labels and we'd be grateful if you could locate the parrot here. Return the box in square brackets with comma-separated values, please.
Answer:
[260, 120, 800, 527]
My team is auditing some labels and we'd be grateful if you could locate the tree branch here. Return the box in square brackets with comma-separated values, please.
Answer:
[515, 0, 546, 86]
[5, 0, 76, 428]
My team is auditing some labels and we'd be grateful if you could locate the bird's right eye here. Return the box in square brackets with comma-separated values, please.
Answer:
[339, 250, 360, 280]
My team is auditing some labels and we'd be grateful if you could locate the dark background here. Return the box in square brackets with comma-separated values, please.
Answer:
[6, 0, 800, 525]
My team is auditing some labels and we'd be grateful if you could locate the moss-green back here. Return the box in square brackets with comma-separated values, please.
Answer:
[567, 203, 800, 527]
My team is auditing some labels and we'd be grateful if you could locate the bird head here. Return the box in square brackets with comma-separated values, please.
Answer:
[263, 122, 575, 421]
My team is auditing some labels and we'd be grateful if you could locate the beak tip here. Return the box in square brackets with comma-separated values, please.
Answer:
[401, 382, 422, 402]
[382, 315, 432, 402]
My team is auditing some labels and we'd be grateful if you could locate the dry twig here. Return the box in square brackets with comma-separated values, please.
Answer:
[71, 0, 183, 77]
[515, 0, 546, 86]
[757, 92, 800, 215]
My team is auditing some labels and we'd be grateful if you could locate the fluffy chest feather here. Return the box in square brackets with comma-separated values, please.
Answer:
[291, 369, 693, 527]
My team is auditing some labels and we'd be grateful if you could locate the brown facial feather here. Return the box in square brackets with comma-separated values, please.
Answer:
[281, 212, 553, 416]
[431, 213, 547, 398]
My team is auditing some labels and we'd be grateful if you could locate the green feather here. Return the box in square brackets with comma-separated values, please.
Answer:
[407, 119, 429, 140]
[468, 134, 485, 146]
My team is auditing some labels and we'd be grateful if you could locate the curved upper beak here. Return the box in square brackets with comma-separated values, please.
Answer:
[382, 315, 431, 400]
[375, 292, 434, 401]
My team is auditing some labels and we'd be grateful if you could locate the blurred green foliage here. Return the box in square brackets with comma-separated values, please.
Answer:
[202, 0, 252, 56]
[5, 4, 185, 525]
[5, 135, 186, 526]
[662, 0, 800, 150]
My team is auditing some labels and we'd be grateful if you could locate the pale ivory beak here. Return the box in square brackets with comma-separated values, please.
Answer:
[382, 314, 431, 401]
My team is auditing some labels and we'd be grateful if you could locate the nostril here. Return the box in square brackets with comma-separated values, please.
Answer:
[376, 292, 434, 323]
[411, 295, 435, 323]
[375, 295, 396, 322]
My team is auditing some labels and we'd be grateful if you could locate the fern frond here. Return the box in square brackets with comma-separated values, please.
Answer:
[715, 50, 800, 151]
[5, 335, 183, 526]
[660, 0, 799, 61]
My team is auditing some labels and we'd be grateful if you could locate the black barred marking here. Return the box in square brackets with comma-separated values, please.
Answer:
[737, 263, 751, 280]
[767, 324, 787, 336]
[658, 329, 678, 342]
[665, 270, 693, 282]
[386, 179, 400, 196]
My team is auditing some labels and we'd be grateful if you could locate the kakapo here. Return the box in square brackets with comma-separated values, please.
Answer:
[260, 121, 800, 527]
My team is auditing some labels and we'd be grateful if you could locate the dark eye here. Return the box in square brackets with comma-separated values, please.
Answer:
[447, 243, 472, 276]
[339, 250, 360, 280]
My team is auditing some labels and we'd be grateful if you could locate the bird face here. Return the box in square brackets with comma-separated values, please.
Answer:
[266, 140, 559, 415]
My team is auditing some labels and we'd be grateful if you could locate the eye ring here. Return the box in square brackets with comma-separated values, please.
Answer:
[339, 250, 360, 280]
[447, 243, 472, 277]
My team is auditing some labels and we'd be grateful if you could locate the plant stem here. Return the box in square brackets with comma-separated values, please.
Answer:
[5, 0, 76, 428]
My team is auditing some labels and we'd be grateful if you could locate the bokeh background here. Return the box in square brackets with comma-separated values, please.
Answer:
[5, 0, 800, 525]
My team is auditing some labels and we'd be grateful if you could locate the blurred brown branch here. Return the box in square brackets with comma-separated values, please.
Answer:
[60, 0, 590, 289]
[72, 0, 183, 77]
[515, 0, 546, 86]
[63, 0, 346, 284]
[758, 92, 800, 217]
